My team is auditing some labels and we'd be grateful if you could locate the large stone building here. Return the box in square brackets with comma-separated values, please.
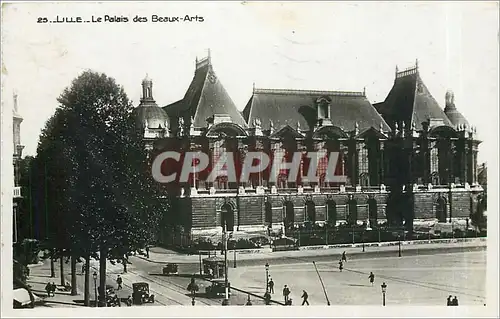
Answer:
[133, 53, 484, 243]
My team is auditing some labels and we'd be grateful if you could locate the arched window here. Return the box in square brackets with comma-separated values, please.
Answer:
[435, 197, 447, 223]
[358, 145, 369, 185]
[306, 201, 316, 224]
[430, 147, 439, 184]
[368, 198, 378, 228]
[284, 201, 294, 230]
[265, 201, 273, 226]
[221, 204, 234, 231]
[348, 199, 358, 225]
[326, 200, 337, 226]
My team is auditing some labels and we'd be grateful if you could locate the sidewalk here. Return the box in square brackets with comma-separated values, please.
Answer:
[135, 239, 487, 264]
[26, 262, 84, 308]
[26, 256, 199, 307]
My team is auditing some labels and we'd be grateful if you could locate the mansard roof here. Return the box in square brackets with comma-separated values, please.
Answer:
[375, 65, 453, 131]
[163, 57, 247, 129]
[243, 88, 390, 133]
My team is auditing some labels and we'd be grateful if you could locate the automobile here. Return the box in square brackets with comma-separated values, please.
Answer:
[98, 285, 120, 307]
[132, 282, 155, 305]
[205, 279, 231, 298]
[162, 263, 179, 275]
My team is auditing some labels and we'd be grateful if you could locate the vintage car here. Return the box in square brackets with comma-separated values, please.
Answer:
[132, 282, 155, 305]
[162, 263, 179, 276]
[205, 279, 231, 298]
[98, 285, 120, 307]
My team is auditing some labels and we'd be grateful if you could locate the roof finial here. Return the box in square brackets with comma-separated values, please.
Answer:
[196, 56, 198, 64]
[363, 86, 366, 96]
[415, 58, 419, 70]
[253, 82, 255, 93]
[207, 48, 211, 63]
[395, 65, 399, 78]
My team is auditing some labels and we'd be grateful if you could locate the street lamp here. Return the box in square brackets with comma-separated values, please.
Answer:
[398, 232, 402, 257]
[381, 282, 387, 306]
[92, 272, 98, 307]
[265, 263, 269, 293]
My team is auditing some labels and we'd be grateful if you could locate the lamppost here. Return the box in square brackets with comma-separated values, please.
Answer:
[265, 263, 269, 293]
[92, 272, 98, 307]
[398, 232, 402, 257]
[222, 225, 229, 306]
[381, 282, 387, 306]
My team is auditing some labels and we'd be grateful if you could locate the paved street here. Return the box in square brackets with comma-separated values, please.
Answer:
[26, 242, 486, 308]
[229, 251, 487, 306]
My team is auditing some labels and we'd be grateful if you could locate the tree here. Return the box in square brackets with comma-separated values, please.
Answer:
[55, 70, 166, 306]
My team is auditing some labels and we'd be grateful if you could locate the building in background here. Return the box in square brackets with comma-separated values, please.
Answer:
[132, 52, 484, 245]
[13, 92, 24, 243]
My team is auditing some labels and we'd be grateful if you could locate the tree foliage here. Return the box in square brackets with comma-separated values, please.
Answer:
[27, 71, 167, 300]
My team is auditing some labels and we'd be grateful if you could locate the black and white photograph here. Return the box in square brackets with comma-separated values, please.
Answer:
[1, 1, 498, 318]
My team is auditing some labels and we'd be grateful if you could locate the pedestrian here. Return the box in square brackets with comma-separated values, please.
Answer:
[446, 295, 452, 306]
[45, 282, 52, 297]
[126, 295, 132, 306]
[368, 272, 375, 286]
[81, 263, 86, 275]
[452, 296, 459, 306]
[268, 278, 275, 294]
[246, 295, 252, 306]
[282, 285, 290, 303]
[264, 291, 271, 305]
[301, 290, 309, 305]
[116, 275, 123, 290]
[342, 251, 347, 262]
[339, 260, 344, 272]
[146, 246, 150, 259]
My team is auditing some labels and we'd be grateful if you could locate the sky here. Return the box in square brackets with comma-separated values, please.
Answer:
[1, 1, 498, 164]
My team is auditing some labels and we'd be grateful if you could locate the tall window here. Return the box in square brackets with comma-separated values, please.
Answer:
[358, 145, 369, 186]
[316, 142, 328, 187]
[430, 147, 439, 183]
[212, 140, 227, 189]
[273, 142, 288, 188]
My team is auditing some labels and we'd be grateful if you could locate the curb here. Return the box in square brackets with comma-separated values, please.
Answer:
[136, 238, 486, 264]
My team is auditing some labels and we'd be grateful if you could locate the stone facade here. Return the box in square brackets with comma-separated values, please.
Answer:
[132, 54, 484, 242]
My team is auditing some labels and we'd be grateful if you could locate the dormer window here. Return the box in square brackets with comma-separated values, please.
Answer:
[316, 97, 331, 120]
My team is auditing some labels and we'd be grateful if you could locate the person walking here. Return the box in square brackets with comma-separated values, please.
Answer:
[339, 259, 344, 272]
[282, 285, 291, 303]
[452, 296, 459, 306]
[116, 275, 123, 290]
[446, 295, 452, 306]
[301, 290, 309, 305]
[268, 278, 275, 294]
[245, 295, 252, 306]
[81, 263, 86, 275]
[368, 272, 375, 286]
[146, 246, 150, 259]
[342, 251, 347, 262]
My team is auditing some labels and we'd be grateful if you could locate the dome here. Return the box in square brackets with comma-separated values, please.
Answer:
[133, 103, 170, 129]
[142, 73, 152, 84]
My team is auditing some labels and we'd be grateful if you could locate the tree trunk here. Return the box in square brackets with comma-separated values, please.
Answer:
[84, 256, 90, 306]
[60, 256, 65, 286]
[70, 254, 77, 295]
[98, 248, 107, 307]
[123, 255, 127, 273]
[50, 249, 55, 278]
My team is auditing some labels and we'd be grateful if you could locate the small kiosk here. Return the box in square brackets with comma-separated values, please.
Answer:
[202, 256, 226, 278]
